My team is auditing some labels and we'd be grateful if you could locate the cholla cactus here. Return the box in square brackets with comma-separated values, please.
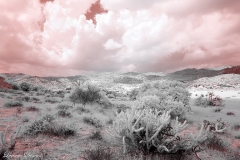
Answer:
[112, 108, 189, 153]
[110, 108, 227, 159]
[0, 126, 21, 150]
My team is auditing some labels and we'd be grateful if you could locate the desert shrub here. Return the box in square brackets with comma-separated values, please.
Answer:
[56, 104, 71, 110]
[82, 144, 115, 160]
[6, 96, 13, 99]
[24, 115, 76, 138]
[83, 117, 102, 128]
[201, 119, 228, 132]
[194, 96, 209, 106]
[117, 104, 130, 114]
[223, 150, 240, 160]
[19, 82, 31, 92]
[227, 112, 235, 116]
[195, 93, 224, 107]
[114, 76, 143, 84]
[0, 93, 5, 98]
[69, 85, 101, 106]
[53, 124, 76, 137]
[110, 108, 226, 158]
[15, 91, 24, 95]
[106, 118, 113, 125]
[41, 114, 55, 122]
[206, 135, 230, 152]
[32, 97, 40, 102]
[26, 106, 40, 112]
[232, 131, 240, 139]
[209, 96, 224, 107]
[136, 95, 188, 120]
[45, 98, 59, 103]
[57, 109, 72, 118]
[128, 88, 139, 100]
[36, 92, 44, 96]
[3, 100, 23, 107]
[75, 106, 90, 114]
[231, 123, 240, 131]
[31, 86, 39, 92]
[98, 95, 112, 108]
[134, 81, 191, 120]
[6, 89, 16, 94]
[18, 96, 30, 102]
[0, 88, 6, 92]
[213, 107, 222, 112]
[89, 130, 102, 140]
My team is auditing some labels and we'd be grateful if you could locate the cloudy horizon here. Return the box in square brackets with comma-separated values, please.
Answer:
[0, 0, 240, 76]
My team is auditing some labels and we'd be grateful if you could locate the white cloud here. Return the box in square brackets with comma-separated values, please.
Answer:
[1, 0, 240, 76]
[103, 39, 122, 50]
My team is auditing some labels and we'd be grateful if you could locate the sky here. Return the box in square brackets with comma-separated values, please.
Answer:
[0, 0, 240, 76]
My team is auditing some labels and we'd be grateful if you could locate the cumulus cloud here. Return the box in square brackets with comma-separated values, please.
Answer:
[103, 39, 122, 50]
[0, 0, 240, 76]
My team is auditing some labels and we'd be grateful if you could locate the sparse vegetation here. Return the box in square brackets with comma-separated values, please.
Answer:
[0, 73, 240, 159]
[19, 82, 31, 92]
[114, 76, 143, 84]
[83, 117, 102, 128]
[45, 98, 59, 103]
[70, 84, 102, 106]
[57, 109, 72, 118]
[24, 115, 76, 138]
[56, 104, 71, 110]
[195, 92, 224, 107]
[0, 93, 5, 98]
[195, 96, 208, 106]
[231, 123, 240, 131]
[26, 106, 40, 112]
[206, 135, 230, 152]
[213, 107, 223, 112]
[134, 81, 191, 120]
[3, 100, 23, 107]
[89, 130, 102, 140]
[227, 112, 235, 116]
[75, 106, 90, 114]
[82, 144, 115, 160]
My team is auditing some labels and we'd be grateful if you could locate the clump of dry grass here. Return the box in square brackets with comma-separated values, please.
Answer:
[83, 117, 102, 128]
[227, 112, 235, 116]
[82, 144, 115, 160]
[3, 100, 23, 107]
[26, 106, 40, 112]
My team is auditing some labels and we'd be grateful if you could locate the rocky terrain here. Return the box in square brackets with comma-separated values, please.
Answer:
[0, 77, 13, 89]
[0, 65, 240, 95]
[188, 74, 240, 90]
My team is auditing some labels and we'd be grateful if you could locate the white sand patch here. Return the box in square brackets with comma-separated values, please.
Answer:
[189, 89, 240, 99]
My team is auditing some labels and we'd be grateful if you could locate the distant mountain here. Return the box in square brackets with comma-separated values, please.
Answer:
[166, 68, 221, 82]
[221, 66, 240, 74]
[209, 66, 232, 71]
[0, 65, 240, 92]
[0, 73, 29, 79]
[122, 72, 142, 76]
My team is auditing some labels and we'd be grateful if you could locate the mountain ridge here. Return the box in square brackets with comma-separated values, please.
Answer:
[0, 65, 239, 92]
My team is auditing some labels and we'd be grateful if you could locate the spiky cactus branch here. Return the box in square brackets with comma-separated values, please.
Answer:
[0, 126, 21, 150]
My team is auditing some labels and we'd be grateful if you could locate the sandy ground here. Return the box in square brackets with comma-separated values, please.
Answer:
[189, 89, 240, 99]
